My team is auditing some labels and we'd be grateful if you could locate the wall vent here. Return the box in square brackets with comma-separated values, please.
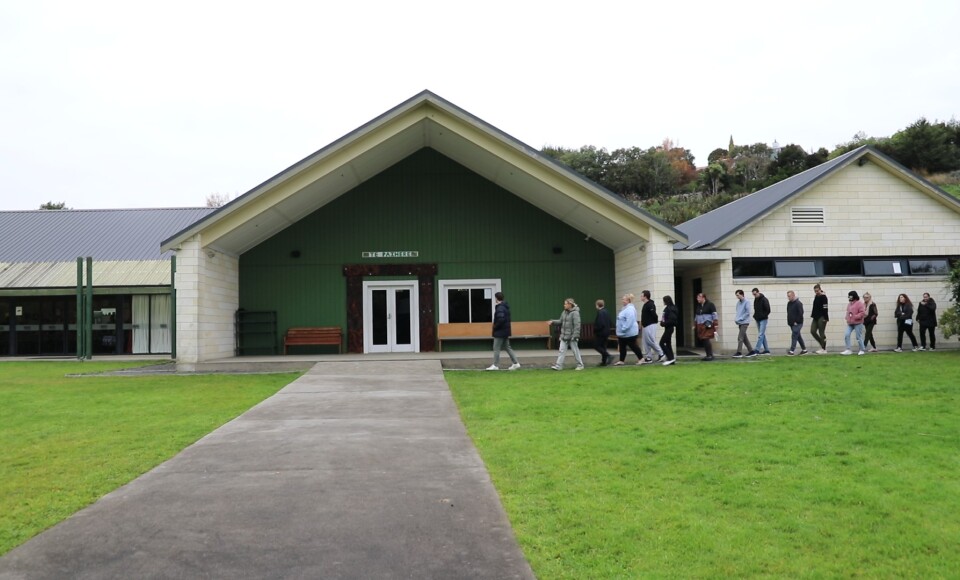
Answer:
[791, 207, 825, 225]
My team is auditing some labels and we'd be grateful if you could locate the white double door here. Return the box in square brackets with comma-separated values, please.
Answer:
[363, 281, 419, 353]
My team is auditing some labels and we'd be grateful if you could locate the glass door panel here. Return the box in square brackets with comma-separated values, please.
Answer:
[371, 289, 388, 347]
[0, 301, 10, 356]
[395, 290, 411, 346]
[15, 300, 41, 355]
[363, 282, 418, 353]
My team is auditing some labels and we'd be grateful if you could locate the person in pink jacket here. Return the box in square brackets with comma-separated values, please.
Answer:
[842, 290, 867, 355]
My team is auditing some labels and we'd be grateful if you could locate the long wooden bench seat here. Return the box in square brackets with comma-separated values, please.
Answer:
[284, 326, 342, 354]
[437, 321, 550, 352]
[548, 322, 620, 349]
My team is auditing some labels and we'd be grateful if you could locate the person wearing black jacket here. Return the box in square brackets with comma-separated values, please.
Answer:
[751, 287, 771, 355]
[487, 292, 521, 370]
[638, 290, 664, 364]
[787, 290, 808, 355]
[894, 293, 919, 352]
[593, 299, 613, 366]
[659, 295, 679, 366]
[810, 284, 829, 354]
[917, 292, 938, 351]
[863, 292, 879, 352]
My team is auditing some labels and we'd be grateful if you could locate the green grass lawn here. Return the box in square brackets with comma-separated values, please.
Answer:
[0, 361, 298, 555]
[447, 353, 960, 578]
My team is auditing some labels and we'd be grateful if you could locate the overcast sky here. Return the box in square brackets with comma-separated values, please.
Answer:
[1, 0, 957, 211]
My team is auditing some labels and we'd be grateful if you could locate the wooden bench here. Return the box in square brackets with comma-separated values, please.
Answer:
[437, 321, 550, 351]
[283, 327, 342, 354]
[549, 322, 619, 349]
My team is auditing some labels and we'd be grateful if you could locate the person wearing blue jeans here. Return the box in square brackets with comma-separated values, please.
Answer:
[751, 287, 771, 355]
[842, 290, 866, 355]
[786, 290, 807, 355]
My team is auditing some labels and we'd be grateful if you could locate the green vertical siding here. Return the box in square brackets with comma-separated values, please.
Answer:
[240, 148, 615, 345]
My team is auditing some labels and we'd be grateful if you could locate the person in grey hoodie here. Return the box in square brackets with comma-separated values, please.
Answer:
[549, 298, 584, 370]
[733, 289, 755, 358]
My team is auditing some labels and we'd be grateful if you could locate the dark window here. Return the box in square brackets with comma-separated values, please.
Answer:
[823, 258, 862, 276]
[863, 260, 904, 276]
[909, 260, 950, 275]
[470, 289, 493, 323]
[447, 288, 492, 323]
[733, 259, 775, 277]
[775, 261, 817, 277]
[447, 289, 470, 323]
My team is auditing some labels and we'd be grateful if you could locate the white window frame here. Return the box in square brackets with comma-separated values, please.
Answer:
[438, 279, 502, 323]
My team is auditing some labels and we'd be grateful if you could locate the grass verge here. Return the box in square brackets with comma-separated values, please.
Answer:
[0, 361, 298, 555]
[447, 353, 960, 578]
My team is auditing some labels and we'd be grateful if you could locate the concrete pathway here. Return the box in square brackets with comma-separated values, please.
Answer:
[0, 360, 534, 580]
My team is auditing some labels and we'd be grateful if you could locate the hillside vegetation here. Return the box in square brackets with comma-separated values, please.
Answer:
[544, 117, 960, 225]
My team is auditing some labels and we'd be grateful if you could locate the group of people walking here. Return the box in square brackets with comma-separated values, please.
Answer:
[778, 285, 939, 356]
[487, 285, 940, 370]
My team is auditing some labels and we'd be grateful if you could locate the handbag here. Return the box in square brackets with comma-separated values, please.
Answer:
[904, 318, 913, 326]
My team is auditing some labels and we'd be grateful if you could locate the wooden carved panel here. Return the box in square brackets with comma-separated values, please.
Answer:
[343, 264, 438, 354]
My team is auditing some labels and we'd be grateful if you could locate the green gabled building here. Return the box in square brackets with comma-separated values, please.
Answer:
[161, 91, 686, 367]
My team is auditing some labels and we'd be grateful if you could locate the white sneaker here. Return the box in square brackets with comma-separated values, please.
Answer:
[841, 350, 852, 355]
[575, 365, 584, 371]
[508, 363, 521, 370]
[662, 359, 675, 366]
[917, 346, 925, 351]
[816, 349, 827, 355]
[485, 365, 499, 371]
[550, 365, 561, 371]
[857, 350, 865, 356]
[894, 348, 902, 352]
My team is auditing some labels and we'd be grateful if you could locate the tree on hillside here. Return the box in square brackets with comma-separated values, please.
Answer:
[732, 143, 772, 185]
[39, 201, 69, 210]
[766, 144, 808, 181]
[805, 147, 830, 169]
[700, 163, 727, 196]
[663, 140, 698, 189]
[542, 145, 610, 185]
[708, 148, 728, 164]
[888, 118, 960, 174]
[830, 131, 893, 158]
[205, 192, 232, 208]
[605, 147, 644, 195]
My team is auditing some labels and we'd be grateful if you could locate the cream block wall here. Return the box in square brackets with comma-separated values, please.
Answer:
[174, 235, 240, 370]
[726, 162, 960, 257]
[614, 229, 676, 308]
[713, 160, 960, 352]
[729, 279, 951, 353]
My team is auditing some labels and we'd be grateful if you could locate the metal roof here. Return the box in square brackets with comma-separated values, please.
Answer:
[0, 260, 173, 289]
[675, 147, 865, 250]
[0, 207, 216, 263]
[162, 90, 687, 255]
[675, 145, 960, 250]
